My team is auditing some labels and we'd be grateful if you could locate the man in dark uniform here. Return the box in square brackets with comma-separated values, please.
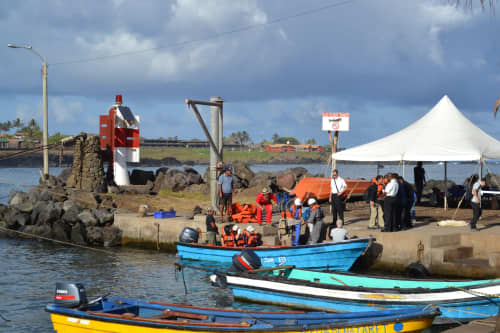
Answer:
[414, 162, 426, 204]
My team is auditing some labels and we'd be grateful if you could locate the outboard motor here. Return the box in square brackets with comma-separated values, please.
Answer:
[179, 227, 199, 243]
[229, 249, 262, 272]
[54, 283, 88, 308]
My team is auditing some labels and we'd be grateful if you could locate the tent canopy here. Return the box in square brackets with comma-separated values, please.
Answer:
[332, 95, 500, 162]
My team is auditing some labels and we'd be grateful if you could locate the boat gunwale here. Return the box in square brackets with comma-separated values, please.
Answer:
[175, 237, 374, 252]
[46, 303, 440, 332]
[226, 270, 500, 299]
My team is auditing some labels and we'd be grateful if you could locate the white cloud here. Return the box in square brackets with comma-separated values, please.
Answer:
[50, 98, 84, 124]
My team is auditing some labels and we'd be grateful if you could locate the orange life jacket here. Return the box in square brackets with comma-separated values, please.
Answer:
[243, 230, 258, 247]
[291, 204, 302, 219]
[235, 232, 245, 246]
[221, 228, 235, 247]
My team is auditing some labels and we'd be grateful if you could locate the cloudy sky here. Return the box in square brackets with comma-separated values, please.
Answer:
[1, 0, 499, 147]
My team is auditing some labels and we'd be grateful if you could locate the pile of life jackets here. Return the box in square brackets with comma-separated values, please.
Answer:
[231, 203, 258, 223]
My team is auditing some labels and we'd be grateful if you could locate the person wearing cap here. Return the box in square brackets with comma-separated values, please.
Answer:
[306, 198, 325, 244]
[232, 224, 245, 246]
[329, 169, 347, 228]
[218, 167, 234, 222]
[243, 225, 258, 247]
[205, 207, 218, 245]
[256, 188, 278, 224]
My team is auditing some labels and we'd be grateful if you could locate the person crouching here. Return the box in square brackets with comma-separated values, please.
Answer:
[256, 188, 277, 224]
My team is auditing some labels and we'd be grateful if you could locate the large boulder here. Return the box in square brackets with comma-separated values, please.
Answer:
[78, 209, 98, 227]
[68, 190, 99, 209]
[232, 161, 255, 189]
[62, 205, 81, 225]
[57, 168, 73, 185]
[286, 167, 308, 180]
[486, 173, 500, 188]
[184, 167, 203, 185]
[277, 172, 296, 191]
[155, 167, 168, 178]
[71, 222, 87, 245]
[423, 179, 457, 196]
[9, 190, 29, 207]
[103, 226, 122, 247]
[23, 224, 52, 239]
[86, 226, 104, 245]
[153, 169, 188, 192]
[5, 209, 30, 229]
[27, 187, 41, 204]
[52, 221, 70, 242]
[37, 202, 63, 225]
[130, 169, 155, 185]
[93, 208, 114, 225]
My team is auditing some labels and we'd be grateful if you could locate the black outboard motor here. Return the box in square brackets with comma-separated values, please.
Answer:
[54, 282, 88, 308]
[229, 249, 262, 272]
[179, 227, 199, 243]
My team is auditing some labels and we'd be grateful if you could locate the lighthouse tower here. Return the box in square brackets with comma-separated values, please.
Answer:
[99, 95, 140, 186]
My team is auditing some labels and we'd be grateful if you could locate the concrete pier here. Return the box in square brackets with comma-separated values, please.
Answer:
[114, 213, 280, 251]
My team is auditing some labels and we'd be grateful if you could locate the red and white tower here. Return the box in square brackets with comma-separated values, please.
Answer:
[99, 95, 140, 186]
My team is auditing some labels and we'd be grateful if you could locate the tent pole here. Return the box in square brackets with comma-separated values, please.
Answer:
[480, 157, 483, 179]
[402, 160, 405, 178]
[444, 161, 448, 211]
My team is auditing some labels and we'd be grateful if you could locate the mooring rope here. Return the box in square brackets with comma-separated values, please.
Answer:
[0, 226, 116, 255]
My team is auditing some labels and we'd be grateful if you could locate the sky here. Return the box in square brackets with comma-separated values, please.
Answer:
[1, 0, 500, 148]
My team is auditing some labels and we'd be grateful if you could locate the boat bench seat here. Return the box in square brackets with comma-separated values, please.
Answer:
[149, 310, 209, 321]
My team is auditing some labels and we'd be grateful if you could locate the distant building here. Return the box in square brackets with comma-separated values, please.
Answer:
[265, 144, 295, 152]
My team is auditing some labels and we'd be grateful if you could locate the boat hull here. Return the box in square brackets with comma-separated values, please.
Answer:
[217, 269, 500, 324]
[46, 296, 438, 333]
[176, 237, 373, 271]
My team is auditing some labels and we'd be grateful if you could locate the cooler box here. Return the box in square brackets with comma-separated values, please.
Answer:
[154, 211, 176, 218]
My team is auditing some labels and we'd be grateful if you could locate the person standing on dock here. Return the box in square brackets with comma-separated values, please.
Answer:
[367, 176, 384, 230]
[414, 162, 426, 204]
[307, 198, 325, 244]
[470, 174, 485, 232]
[382, 173, 399, 232]
[205, 208, 218, 245]
[218, 167, 234, 222]
[329, 169, 347, 227]
[256, 188, 278, 224]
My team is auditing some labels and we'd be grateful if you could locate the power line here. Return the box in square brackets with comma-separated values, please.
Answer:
[51, 0, 355, 66]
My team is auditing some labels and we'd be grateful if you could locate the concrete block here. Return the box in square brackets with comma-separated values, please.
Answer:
[443, 246, 473, 262]
[430, 234, 461, 248]
[488, 252, 500, 267]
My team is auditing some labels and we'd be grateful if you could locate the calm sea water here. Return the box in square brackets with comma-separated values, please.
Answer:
[0, 163, 487, 331]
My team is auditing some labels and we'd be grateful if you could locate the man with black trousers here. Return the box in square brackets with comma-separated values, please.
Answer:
[329, 169, 347, 229]
[382, 173, 399, 232]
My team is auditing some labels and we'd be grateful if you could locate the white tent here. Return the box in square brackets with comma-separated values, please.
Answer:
[332, 95, 500, 162]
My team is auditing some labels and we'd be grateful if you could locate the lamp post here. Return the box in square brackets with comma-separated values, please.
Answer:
[8, 43, 49, 176]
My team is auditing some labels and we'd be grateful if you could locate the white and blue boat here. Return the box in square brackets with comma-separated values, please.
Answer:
[211, 266, 500, 324]
[176, 237, 373, 270]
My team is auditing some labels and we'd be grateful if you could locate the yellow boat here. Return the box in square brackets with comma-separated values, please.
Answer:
[46, 283, 439, 333]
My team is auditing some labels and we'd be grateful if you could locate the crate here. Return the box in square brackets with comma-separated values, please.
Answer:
[154, 211, 176, 219]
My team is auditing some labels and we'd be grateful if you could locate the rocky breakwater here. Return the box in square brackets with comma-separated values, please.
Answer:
[0, 133, 121, 247]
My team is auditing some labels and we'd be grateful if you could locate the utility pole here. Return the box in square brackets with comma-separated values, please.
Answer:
[186, 97, 224, 210]
[8, 43, 49, 175]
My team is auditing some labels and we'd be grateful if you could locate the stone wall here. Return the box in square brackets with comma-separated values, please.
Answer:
[66, 133, 106, 192]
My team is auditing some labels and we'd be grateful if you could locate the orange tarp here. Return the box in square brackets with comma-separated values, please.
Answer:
[290, 177, 371, 202]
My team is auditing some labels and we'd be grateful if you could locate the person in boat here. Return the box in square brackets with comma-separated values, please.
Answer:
[205, 207, 218, 245]
[243, 225, 259, 247]
[330, 219, 349, 242]
[367, 175, 384, 230]
[218, 166, 234, 222]
[232, 225, 245, 246]
[382, 173, 399, 232]
[221, 224, 236, 247]
[290, 198, 303, 220]
[306, 198, 325, 244]
[329, 169, 347, 228]
[470, 174, 485, 232]
[256, 188, 278, 224]
[414, 161, 426, 204]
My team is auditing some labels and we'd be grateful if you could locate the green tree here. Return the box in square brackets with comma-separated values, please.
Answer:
[272, 133, 280, 143]
[306, 138, 317, 145]
[230, 131, 252, 150]
[48, 132, 71, 144]
[275, 136, 300, 145]
[20, 118, 42, 147]
[12, 118, 23, 129]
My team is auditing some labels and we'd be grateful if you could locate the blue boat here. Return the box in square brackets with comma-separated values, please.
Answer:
[45, 283, 439, 332]
[211, 266, 500, 324]
[176, 237, 373, 270]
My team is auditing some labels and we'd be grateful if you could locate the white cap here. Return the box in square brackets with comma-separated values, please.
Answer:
[294, 198, 302, 206]
[232, 225, 239, 231]
[307, 198, 316, 205]
[246, 225, 255, 232]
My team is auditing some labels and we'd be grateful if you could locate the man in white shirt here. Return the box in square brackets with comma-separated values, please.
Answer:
[382, 173, 399, 232]
[470, 175, 485, 231]
[329, 169, 347, 228]
[330, 219, 348, 242]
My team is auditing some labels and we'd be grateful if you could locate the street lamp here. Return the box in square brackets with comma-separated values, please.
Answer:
[8, 43, 49, 176]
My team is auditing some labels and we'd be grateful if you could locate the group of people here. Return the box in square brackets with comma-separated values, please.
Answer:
[206, 206, 262, 247]
[328, 168, 416, 233]
[217, 165, 278, 224]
